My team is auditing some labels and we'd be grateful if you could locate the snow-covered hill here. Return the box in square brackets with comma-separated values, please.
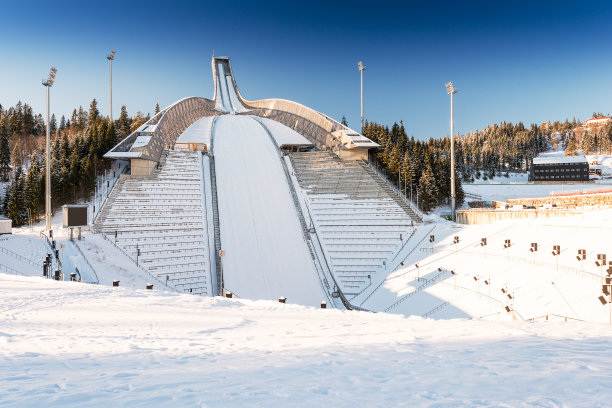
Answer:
[0, 273, 611, 407]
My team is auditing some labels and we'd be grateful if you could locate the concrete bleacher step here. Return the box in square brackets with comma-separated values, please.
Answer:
[288, 150, 421, 295]
[97, 150, 211, 296]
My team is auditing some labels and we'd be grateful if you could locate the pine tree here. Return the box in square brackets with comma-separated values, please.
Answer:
[0, 123, 10, 182]
[59, 115, 66, 130]
[24, 158, 41, 220]
[341, 115, 348, 127]
[89, 99, 100, 124]
[418, 163, 438, 213]
[7, 167, 25, 226]
[117, 105, 131, 139]
[154, 103, 160, 115]
[50, 114, 57, 135]
[11, 144, 22, 168]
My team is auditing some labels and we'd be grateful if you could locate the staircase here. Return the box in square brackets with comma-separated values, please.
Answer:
[208, 154, 223, 295]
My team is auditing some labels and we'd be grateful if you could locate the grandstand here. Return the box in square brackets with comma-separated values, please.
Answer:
[288, 151, 422, 295]
[95, 150, 213, 295]
[98, 56, 424, 306]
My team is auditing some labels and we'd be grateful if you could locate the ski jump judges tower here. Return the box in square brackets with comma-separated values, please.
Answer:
[101, 57, 422, 307]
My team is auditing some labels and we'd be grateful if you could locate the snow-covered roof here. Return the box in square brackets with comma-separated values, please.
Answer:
[176, 116, 214, 146]
[132, 136, 152, 149]
[136, 124, 158, 133]
[333, 129, 380, 148]
[533, 155, 587, 165]
[255, 117, 313, 147]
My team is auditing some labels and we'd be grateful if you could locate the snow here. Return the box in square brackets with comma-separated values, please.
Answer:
[463, 182, 612, 203]
[465, 172, 529, 185]
[1, 273, 611, 407]
[533, 152, 588, 164]
[253, 116, 313, 148]
[358, 209, 612, 323]
[175, 116, 214, 146]
[213, 115, 326, 305]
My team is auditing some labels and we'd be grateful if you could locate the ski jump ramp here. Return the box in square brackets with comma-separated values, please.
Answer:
[103, 56, 421, 308]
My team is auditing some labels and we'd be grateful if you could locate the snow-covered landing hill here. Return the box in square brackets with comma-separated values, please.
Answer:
[0, 273, 610, 407]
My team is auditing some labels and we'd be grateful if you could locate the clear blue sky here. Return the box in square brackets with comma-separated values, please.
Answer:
[1, 0, 612, 139]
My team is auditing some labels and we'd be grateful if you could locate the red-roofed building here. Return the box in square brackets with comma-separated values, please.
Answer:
[584, 117, 611, 128]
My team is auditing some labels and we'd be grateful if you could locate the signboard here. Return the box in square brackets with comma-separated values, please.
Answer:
[62, 205, 88, 227]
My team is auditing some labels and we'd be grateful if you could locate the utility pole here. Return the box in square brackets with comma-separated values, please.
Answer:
[358, 61, 365, 131]
[445, 81, 458, 222]
[42, 67, 57, 231]
[107, 50, 116, 122]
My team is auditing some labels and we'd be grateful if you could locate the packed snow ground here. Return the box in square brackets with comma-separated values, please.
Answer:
[0, 273, 611, 408]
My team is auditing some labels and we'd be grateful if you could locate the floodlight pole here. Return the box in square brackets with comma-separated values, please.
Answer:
[107, 50, 116, 122]
[446, 82, 458, 222]
[358, 61, 365, 131]
[42, 67, 57, 232]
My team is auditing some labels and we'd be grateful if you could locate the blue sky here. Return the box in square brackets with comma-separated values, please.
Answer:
[1, 0, 612, 139]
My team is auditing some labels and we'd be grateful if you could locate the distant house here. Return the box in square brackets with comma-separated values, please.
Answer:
[584, 117, 611, 128]
[530, 156, 589, 182]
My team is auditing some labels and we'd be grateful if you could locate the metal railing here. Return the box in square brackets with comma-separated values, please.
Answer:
[383, 270, 449, 312]
[0, 263, 26, 276]
[97, 233, 179, 292]
[365, 160, 425, 222]
[72, 239, 100, 284]
[0, 246, 40, 269]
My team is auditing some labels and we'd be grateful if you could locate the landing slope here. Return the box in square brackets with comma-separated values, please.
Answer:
[212, 114, 324, 306]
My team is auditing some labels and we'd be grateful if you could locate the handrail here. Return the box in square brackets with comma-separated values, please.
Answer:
[39, 231, 62, 273]
[0, 263, 26, 276]
[422, 301, 449, 318]
[359, 225, 436, 306]
[0, 246, 39, 268]
[96, 233, 179, 292]
[364, 160, 425, 221]
[72, 240, 100, 284]
[383, 270, 449, 312]
[526, 314, 585, 322]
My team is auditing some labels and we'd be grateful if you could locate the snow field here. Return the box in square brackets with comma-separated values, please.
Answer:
[362, 209, 612, 322]
[0, 273, 611, 407]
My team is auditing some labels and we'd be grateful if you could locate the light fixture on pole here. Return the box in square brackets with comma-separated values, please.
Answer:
[358, 61, 365, 131]
[107, 50, 116, 122]
[42, 67, 57, 232]
[445, 81, 458, 222]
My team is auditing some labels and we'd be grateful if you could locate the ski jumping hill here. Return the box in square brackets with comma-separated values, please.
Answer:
[99, 57, 423, 307]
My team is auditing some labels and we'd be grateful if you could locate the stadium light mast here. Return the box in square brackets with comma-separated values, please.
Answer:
[42, 67, 57, 232]
[358, 61, 365, 131]
[446, 81, 458, 222]
[107, 50, 116, 122]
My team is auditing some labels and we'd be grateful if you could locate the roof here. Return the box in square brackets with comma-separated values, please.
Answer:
[533, 155, 588, 165]
[132, 136, 152, 149]
[333, 129, 380, 149]
[176, 116, 214, 146]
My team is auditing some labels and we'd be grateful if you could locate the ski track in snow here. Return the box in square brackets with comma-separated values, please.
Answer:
[213, 114, 324, 306]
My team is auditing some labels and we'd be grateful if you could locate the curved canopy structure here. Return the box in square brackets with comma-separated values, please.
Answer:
[105, 57, 378, 165]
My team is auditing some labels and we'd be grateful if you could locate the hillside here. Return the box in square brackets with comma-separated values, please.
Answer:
[0, 273, 611, 407]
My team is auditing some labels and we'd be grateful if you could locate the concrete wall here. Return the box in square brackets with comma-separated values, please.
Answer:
[339, 147, 369, 161]
[131, 159, 156, 176]
[507, 193, 612, 208]
[457, 209, 583, 225]
[175, 143, 206, 152]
